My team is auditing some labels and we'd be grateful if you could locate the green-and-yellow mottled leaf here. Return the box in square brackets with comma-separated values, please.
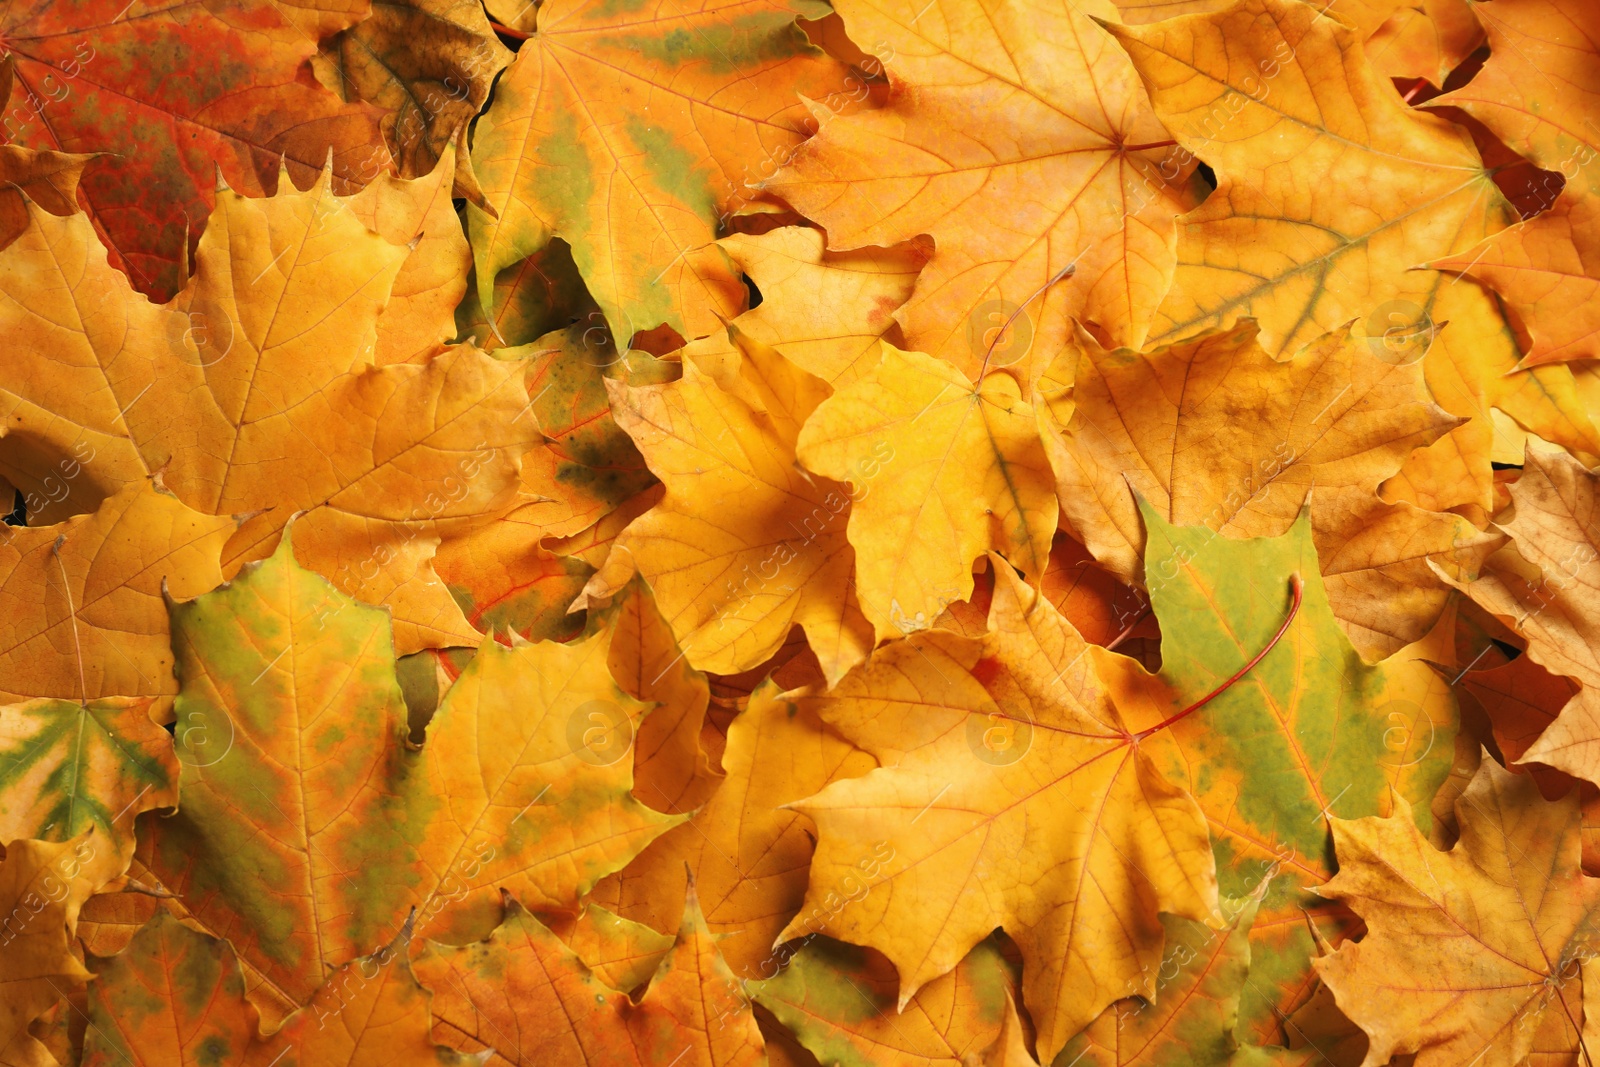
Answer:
[465, 0, 851, 342]
[1058, 888, 1265, 1067]
[754, 937, 1016, 1067]
[0, 697, 176, 866]
[138, 529, 428, 1005]
[1100, 505, 1458, 1048]
[81, 912, 261, 1067]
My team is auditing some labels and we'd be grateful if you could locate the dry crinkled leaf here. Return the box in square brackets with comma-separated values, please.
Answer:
[416, 889, 766, 1066]
[313, 0, 512, 180]
[0, 146, 95, 254]
[753, 937, 1015, 1067]
[1441, 448, 1600, 788]
[1427, 0, 1600, 366]
[796, 344, 1057, 643]
[465, 0, 850, 341]
[788, 557, 1217, 1064]
[0, 696, 176, 868]
[767, 0, 1196, 373]
[591, 679, 875, 977]
[607, 329, 873, 684]
[0, 481, 233, 702]
[1044, 319, 1490, 660]
[0, 0, 386, 301]
[1104, 0, 1516, 358]
[1315, 757, 1600, 1067]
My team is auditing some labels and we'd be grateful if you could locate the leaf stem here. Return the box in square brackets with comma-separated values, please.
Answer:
[1133, 574, 1302, 742]
[491, 20, 533, 39]
[1104, 603, 1151, 651]
[1123, 139, 1178, 151]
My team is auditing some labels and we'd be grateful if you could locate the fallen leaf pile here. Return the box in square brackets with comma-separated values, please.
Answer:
[5, 0, 1600, 1064]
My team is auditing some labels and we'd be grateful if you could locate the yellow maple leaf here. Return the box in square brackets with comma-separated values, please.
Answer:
[1104, 0, 1516, 358]
[796, 345, 1057, 643]
[608, 330, 874, 684]
[788, 561, 1217, 1064]
[768, 0, 1196, 372]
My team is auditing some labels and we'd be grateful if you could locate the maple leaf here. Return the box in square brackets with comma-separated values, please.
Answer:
[136, 529, 431, 1004]
[1103, 0, 1516, 358]
[607, 329, 874, 683]
[253, 923, 488, 1067]
[1044, 319, 1492, 660]
[353, 142, 479, 366]
[0, 835, 104, 1062]
[0, 0, 386, 300]
[796, 344, 1058, 642]
[602, 577, 721, 816]
[487, 320, 659, 541]
[452, 240, 593, 353]
[0, 142, 94, 253]
[1427, 0, 1600, 366]
[1099, 505, 1458, 1047]
[0, 171, 540, 654]
[0, 481, 233, 702]
[787, 556, 1218, 1064]
[1441, 447, 1600, 788]
[0, 696, 176, 867]
[540, 902, 674, 993]
[592, 678, 875, 976]
[313, 0, 512, 180]
[429, 324, 662, 646]
[753, 937, 1015, 1067]
[80, 911, 262, 1067]
[1380, 278, 1600, 522]
[405, 622, 685, 944]
[81, 910, 483, 1067]
[1056, 887, 1264, 1067]
[766, 0, 1196, 373]
[1363, 0, 1484, 86]
[1315, 757, 1600, 1067]
[679, 226, 925, 389]
[415, 888, 766, 1066]
[465, 0, 850, 341]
